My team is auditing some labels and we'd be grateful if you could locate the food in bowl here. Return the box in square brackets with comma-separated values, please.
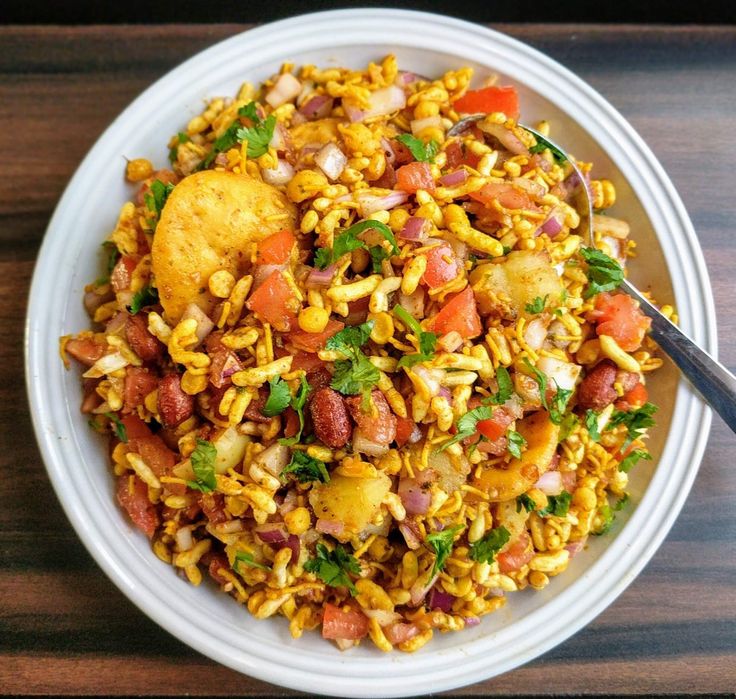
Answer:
[60, 55, 662, 652]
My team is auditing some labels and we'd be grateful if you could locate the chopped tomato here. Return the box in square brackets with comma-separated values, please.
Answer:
[591, 292, 651, 352]
[199, 492, 227, 524]
[396, 161, 435, 194]
[476, 409, 514, 442]
[453, 85, 520, 119]
[430, 287, 482, 339]
[345, 296, 371, 325]
[394, 416, 418, 448]
[283, 407, 301, 438]
[128, 434, 175, 477]
[497, 533, 534, 573]
[119, 414, 153, 440]
[257, 229, 295, 265]
[289, 319, 344, 353]
[116, 474, 159, 538]
[207, 553, 231, 586]
[422, 243, 459, 289]
[469, 182, 534, 210]
[346, 390, 397, 446]
[122, 367, 158, 413]
[65, 336, 106, 367]
[208, 349, 243, 388]
[561, 470, 577, 493]
[110, 255, 138, 293]
[321, 603, 369, 641]
[289, 350, 328, 374]
[616, 381, 649, 411]
[245, 270, 298, 332]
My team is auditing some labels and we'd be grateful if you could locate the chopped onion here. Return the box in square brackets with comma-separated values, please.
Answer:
[524, 317, 548, 352]
[255, 523, 288, 544]
[409, 572, 439, 607]
[261, 159, 295, 186]
[344, 103, 367, 123]
[86, 288, 113, 316]
[406, 423, 423, 445]
[255, 443, 290, 477]
[175, 526, 193, 552]
[411, 365, 442, 398]
[398, 478, 431, 515]
[306, 265, 336, 288]
[352, 428, 389, 457]
[365, 85, 407, 119]
[104, 311, 126, 336]
[427, 586, 456, 613]
[437, 386, 453, 404]
[265, 73, 301, 108]
[269, 123, 286, 150]
[396, 71, 428, 86]
[464, 616, 481, 627]
[356, 190, 409, 217]
[512, 176, 546, 200]
[397, 288, 425, 319]
[316, 519, 345, 537]
[565, 537, 587, 558]
[300, 94, 333, 119]
[410, 115, 443, 136]
[314, 142, 347, 181]
[438, 169, 468, 187]
[363, 609, 402, 626]
[438, 330, 463, 353]
[182, 303, 215, 345]
[536, 355, 581, 391]
[381, 137, 396, 165]
[399, 522, 421, 550]
[478, 121, 529, 155]
[285, 534, 300, 563]
[534, 470, 563, 496]
[252, 263, 285, 291]
[399, 216, 429, 242]
[82, 351, 128, 379]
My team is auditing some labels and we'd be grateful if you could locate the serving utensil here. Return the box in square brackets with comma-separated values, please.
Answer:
[449, 115, 736, 432]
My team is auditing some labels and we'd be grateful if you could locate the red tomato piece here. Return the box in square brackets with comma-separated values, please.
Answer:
[257, 229, 295, 265]
[119, 414, 153, 440]
[207, 553, 231, 586]
[321, 603, 369, 641]
[591, 292, 651, 352]
[468, 182, 534, 210]
[430, 287, 482, 339]
[288, 319, 344, 353]
[116, 474, 159, 538]
[615, 381, 649, 411]
[453, 85, 520, 119]
[394, 416, 418, 448]
[422, 243, 459, 289]
[245, 271, 298, 332]
[199, 492, 228, 524]
[396, 161, 435, 194]
[65, 337, 106, 367]
[128, 434, 175, 477]
[289, 350, 328, 374]
[122, 367, 159, 413]
[476, 408, 514, 442]
[497, 532, 534, 573]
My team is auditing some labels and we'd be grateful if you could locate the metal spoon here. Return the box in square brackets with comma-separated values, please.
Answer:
[448, 115, 736, 432]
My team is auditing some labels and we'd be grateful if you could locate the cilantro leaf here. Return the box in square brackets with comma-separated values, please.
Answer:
[527, 133, 567, 164]
[522, 358, 571, 425]
[330, 354, 380, 398]
[394, 305, 437, 368]
[609, 402, 657, 450]
[426, 525, 463, 576]
[304, 543, 361, 595]
[128, 285, 159, 315]
[263, 376, 291, 417]
[524, 295, 548, 314]
[558, 413, 579, 442]
[234, 551, 271, 572]
[438, 405, 494, 451]
[584, 409, 601, 442]
[104, 412, 128, 443]
[580, 247, 624, 298]
[186, 439, 217, 493]
[326, 322, 374, 354]
[143, 179, 175, 229]
[279, 375, 311, 446]
[235, 111, 277, 159]
[469, 526, 510, 564]
[97, 241, 120, 284]
[314, 220, 399, 270]
[593, 494, 629, 536]
[396, 133, 440, 163]
[537, 491, 572, 518]
[516, 493, 537, 513]
[487, 366, 513, 405]
[507, 429, 526, 459]
[618, 448, 652, 473]
[281, 450, 330, 484]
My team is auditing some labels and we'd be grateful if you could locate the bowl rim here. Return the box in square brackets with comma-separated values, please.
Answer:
[25, 9, 716, 697]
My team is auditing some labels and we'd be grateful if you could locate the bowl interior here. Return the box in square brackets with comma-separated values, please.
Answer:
[29, 10, 712, 697]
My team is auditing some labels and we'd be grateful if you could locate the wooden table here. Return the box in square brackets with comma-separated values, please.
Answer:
[1, 23, 734, 696]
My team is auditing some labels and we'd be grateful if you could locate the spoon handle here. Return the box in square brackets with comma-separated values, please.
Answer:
[621, 279, 736, 432]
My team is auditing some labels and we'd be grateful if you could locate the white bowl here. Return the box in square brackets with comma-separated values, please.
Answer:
[26, 9, 716, 697]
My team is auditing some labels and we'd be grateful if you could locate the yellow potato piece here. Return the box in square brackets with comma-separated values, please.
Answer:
[308, 472, 391, 542]
[151, 170, 296, 323]
[470, 250, 563, 318]
[473, 410, 560, 501]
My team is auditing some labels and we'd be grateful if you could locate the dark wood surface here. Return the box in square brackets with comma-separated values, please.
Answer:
[1, 23, 735, 697]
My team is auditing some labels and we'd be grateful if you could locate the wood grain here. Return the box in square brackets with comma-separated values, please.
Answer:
[0, 24, 734, 697]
